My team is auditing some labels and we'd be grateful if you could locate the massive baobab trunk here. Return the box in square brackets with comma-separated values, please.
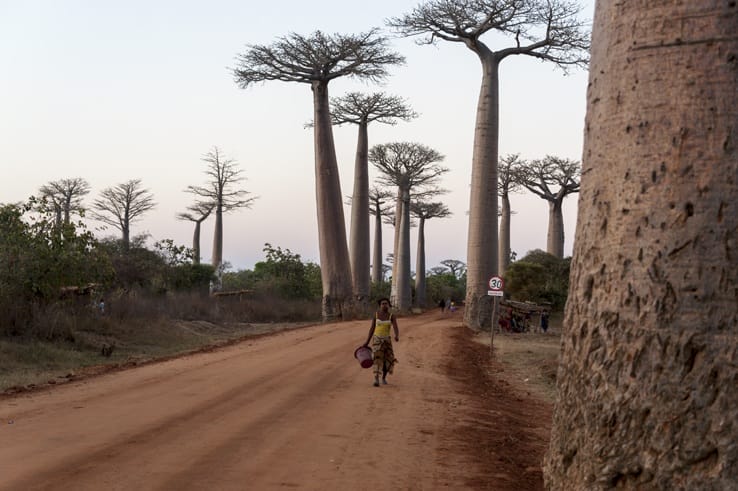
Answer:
[312, 81, 353, 319]
[464, 55, 499, 329]
[414, 216, 426, 307]
[192, 221, 202, 264]
[390, 187, 402, 306]
[499, 191, 511, 276]
[349, 121, 370, 306]
[546, 199, 565, 259]
[545, 2, 738, 488]
[395, 188, 412, 311]
[372, 211, 383, 284]
[211, 205, 223, 268]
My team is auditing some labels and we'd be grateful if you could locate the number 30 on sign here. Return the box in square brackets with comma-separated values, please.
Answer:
[487, 276, 504, 296]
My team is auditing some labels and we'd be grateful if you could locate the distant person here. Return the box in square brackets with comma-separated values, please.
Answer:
[98, 298, 105, 315]
[449, 301, 457, 313]
[362, 298, 399, 387]
[540, 310, 550, 333]
[439, 298, 446, 312]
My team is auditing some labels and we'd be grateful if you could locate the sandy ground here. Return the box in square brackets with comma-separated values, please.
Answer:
[0, 310, 552, 490]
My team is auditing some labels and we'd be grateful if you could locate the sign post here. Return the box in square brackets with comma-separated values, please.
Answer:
[487, 276, 504, 355]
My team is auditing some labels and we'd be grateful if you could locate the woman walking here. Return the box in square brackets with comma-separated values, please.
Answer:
[363, 298, 399, 387]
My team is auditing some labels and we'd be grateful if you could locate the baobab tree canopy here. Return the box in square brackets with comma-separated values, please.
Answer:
[91, 179, 156, 250]
[331, 92, 417, 126]
[232, 29, 404, 86]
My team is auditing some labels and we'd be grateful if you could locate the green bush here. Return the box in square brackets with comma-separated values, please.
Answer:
[504, 249, 570, 309]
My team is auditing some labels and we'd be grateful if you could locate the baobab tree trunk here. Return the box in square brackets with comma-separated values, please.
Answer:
[464, 53, 499, 329]
[122, 224, 130, 251]
[372, 211, 383, 284]
[192, 221, 202, 265]
[390, 187, 402, 306]
[349, 121, 370, 310]
[498, 191, 511, 276]
[414, 217, 426, 308]
[545, 2, 738, 489]
[546, 198, 565, 259]
[395, 188, 412, 311]
[311, 81, 353, 320]
[211, 206, 223, 270]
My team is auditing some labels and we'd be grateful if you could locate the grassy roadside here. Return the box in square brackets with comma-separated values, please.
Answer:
[0, 320, 314, 393]
[472, 311, 563, 404]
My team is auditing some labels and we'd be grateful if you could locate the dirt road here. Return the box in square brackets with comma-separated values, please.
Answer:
[0, 311, 551, 490]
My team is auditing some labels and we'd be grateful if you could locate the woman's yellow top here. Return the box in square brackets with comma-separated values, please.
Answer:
[374, 313, 393, 337]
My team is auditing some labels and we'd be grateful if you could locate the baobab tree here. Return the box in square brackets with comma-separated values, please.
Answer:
[331, 92, 417, 306]
[91, 179, 155, 251]
[518, 155, 580, 258]
[441, 259, 466, 280]
[38, 178, 91, 228]
[176, 201, 214, 264]
[544, 2, 738, 489]
[233, 30, 403, 320]
[498, 154, 524, 275]
[369, 186, 394, 284]
[411, 200, 451, 308]
[370, 142, 447, 311]
[186, 147, 256, 272]
[389, 0, 589, 329]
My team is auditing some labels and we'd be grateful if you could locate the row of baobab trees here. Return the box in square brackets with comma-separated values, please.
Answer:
[231, 0, 738, 487]
[231, 0, 590, 327]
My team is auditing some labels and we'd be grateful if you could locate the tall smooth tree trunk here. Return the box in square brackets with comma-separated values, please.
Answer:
[395, 187, 412, 311]
[211, 206, 223, 269]
[546, 198, 565, 258]
[192, 221, 202, 265]
[311, 81, 353, 320]
[464, 54, 499, 329]
[122, 219, 130, 251]
[414, 217, 426, 308]
[371, 210, 383, 284]
[390, 187, 402, 306]
[349, 121, 370, 307]
[63, 197, 71, 225]
[499, 191, 511, 276]
[545, 2, 738, 489]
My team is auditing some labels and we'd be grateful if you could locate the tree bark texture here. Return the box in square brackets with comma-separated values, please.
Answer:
[349, 122, 371, 306]
[547, 199, 565, 259]
[499, 192, 511, 276]
[211, 206, 223, 269]
[415, 217, 426, 308]
[372, 211, 383, 284]
[312, 81, 353, 321]
[395, 188, 412, 311]
[545, 2, 738, 489]
[464, 56, 499, 329]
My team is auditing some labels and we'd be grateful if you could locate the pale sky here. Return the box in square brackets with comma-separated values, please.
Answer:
[0, 0, 594, 271]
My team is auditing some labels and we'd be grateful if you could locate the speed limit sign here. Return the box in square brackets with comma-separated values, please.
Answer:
[487, 276, 504, 296]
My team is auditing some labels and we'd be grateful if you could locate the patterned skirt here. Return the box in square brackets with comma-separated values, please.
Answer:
[371, 336, 397, 376]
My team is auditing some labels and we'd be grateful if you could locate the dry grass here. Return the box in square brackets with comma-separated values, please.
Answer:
[0, 292, 321, 393]
[472, 311, 563, 404]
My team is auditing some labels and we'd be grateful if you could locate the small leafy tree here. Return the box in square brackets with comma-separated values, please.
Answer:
[504, 249, 570, 309]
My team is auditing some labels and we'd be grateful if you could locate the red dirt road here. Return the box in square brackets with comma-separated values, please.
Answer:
[0, 311, 552, 490]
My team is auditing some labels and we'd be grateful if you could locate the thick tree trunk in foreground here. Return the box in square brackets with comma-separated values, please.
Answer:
[545, 2, 738, 488]
[395, 188, 412, 311]
[349, 122, 370, 308]
[312, 81, 353, 321]
[464, 55, 499, 329]
[415, 217, 426, 308]
[499, 192, 511, 276]
[546, 199, 565, 259]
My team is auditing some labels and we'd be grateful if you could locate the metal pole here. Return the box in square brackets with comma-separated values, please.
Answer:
[490, 296, 499, 356]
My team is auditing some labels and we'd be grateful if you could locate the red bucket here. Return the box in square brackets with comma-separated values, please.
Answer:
[354, 345, 373, 369]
